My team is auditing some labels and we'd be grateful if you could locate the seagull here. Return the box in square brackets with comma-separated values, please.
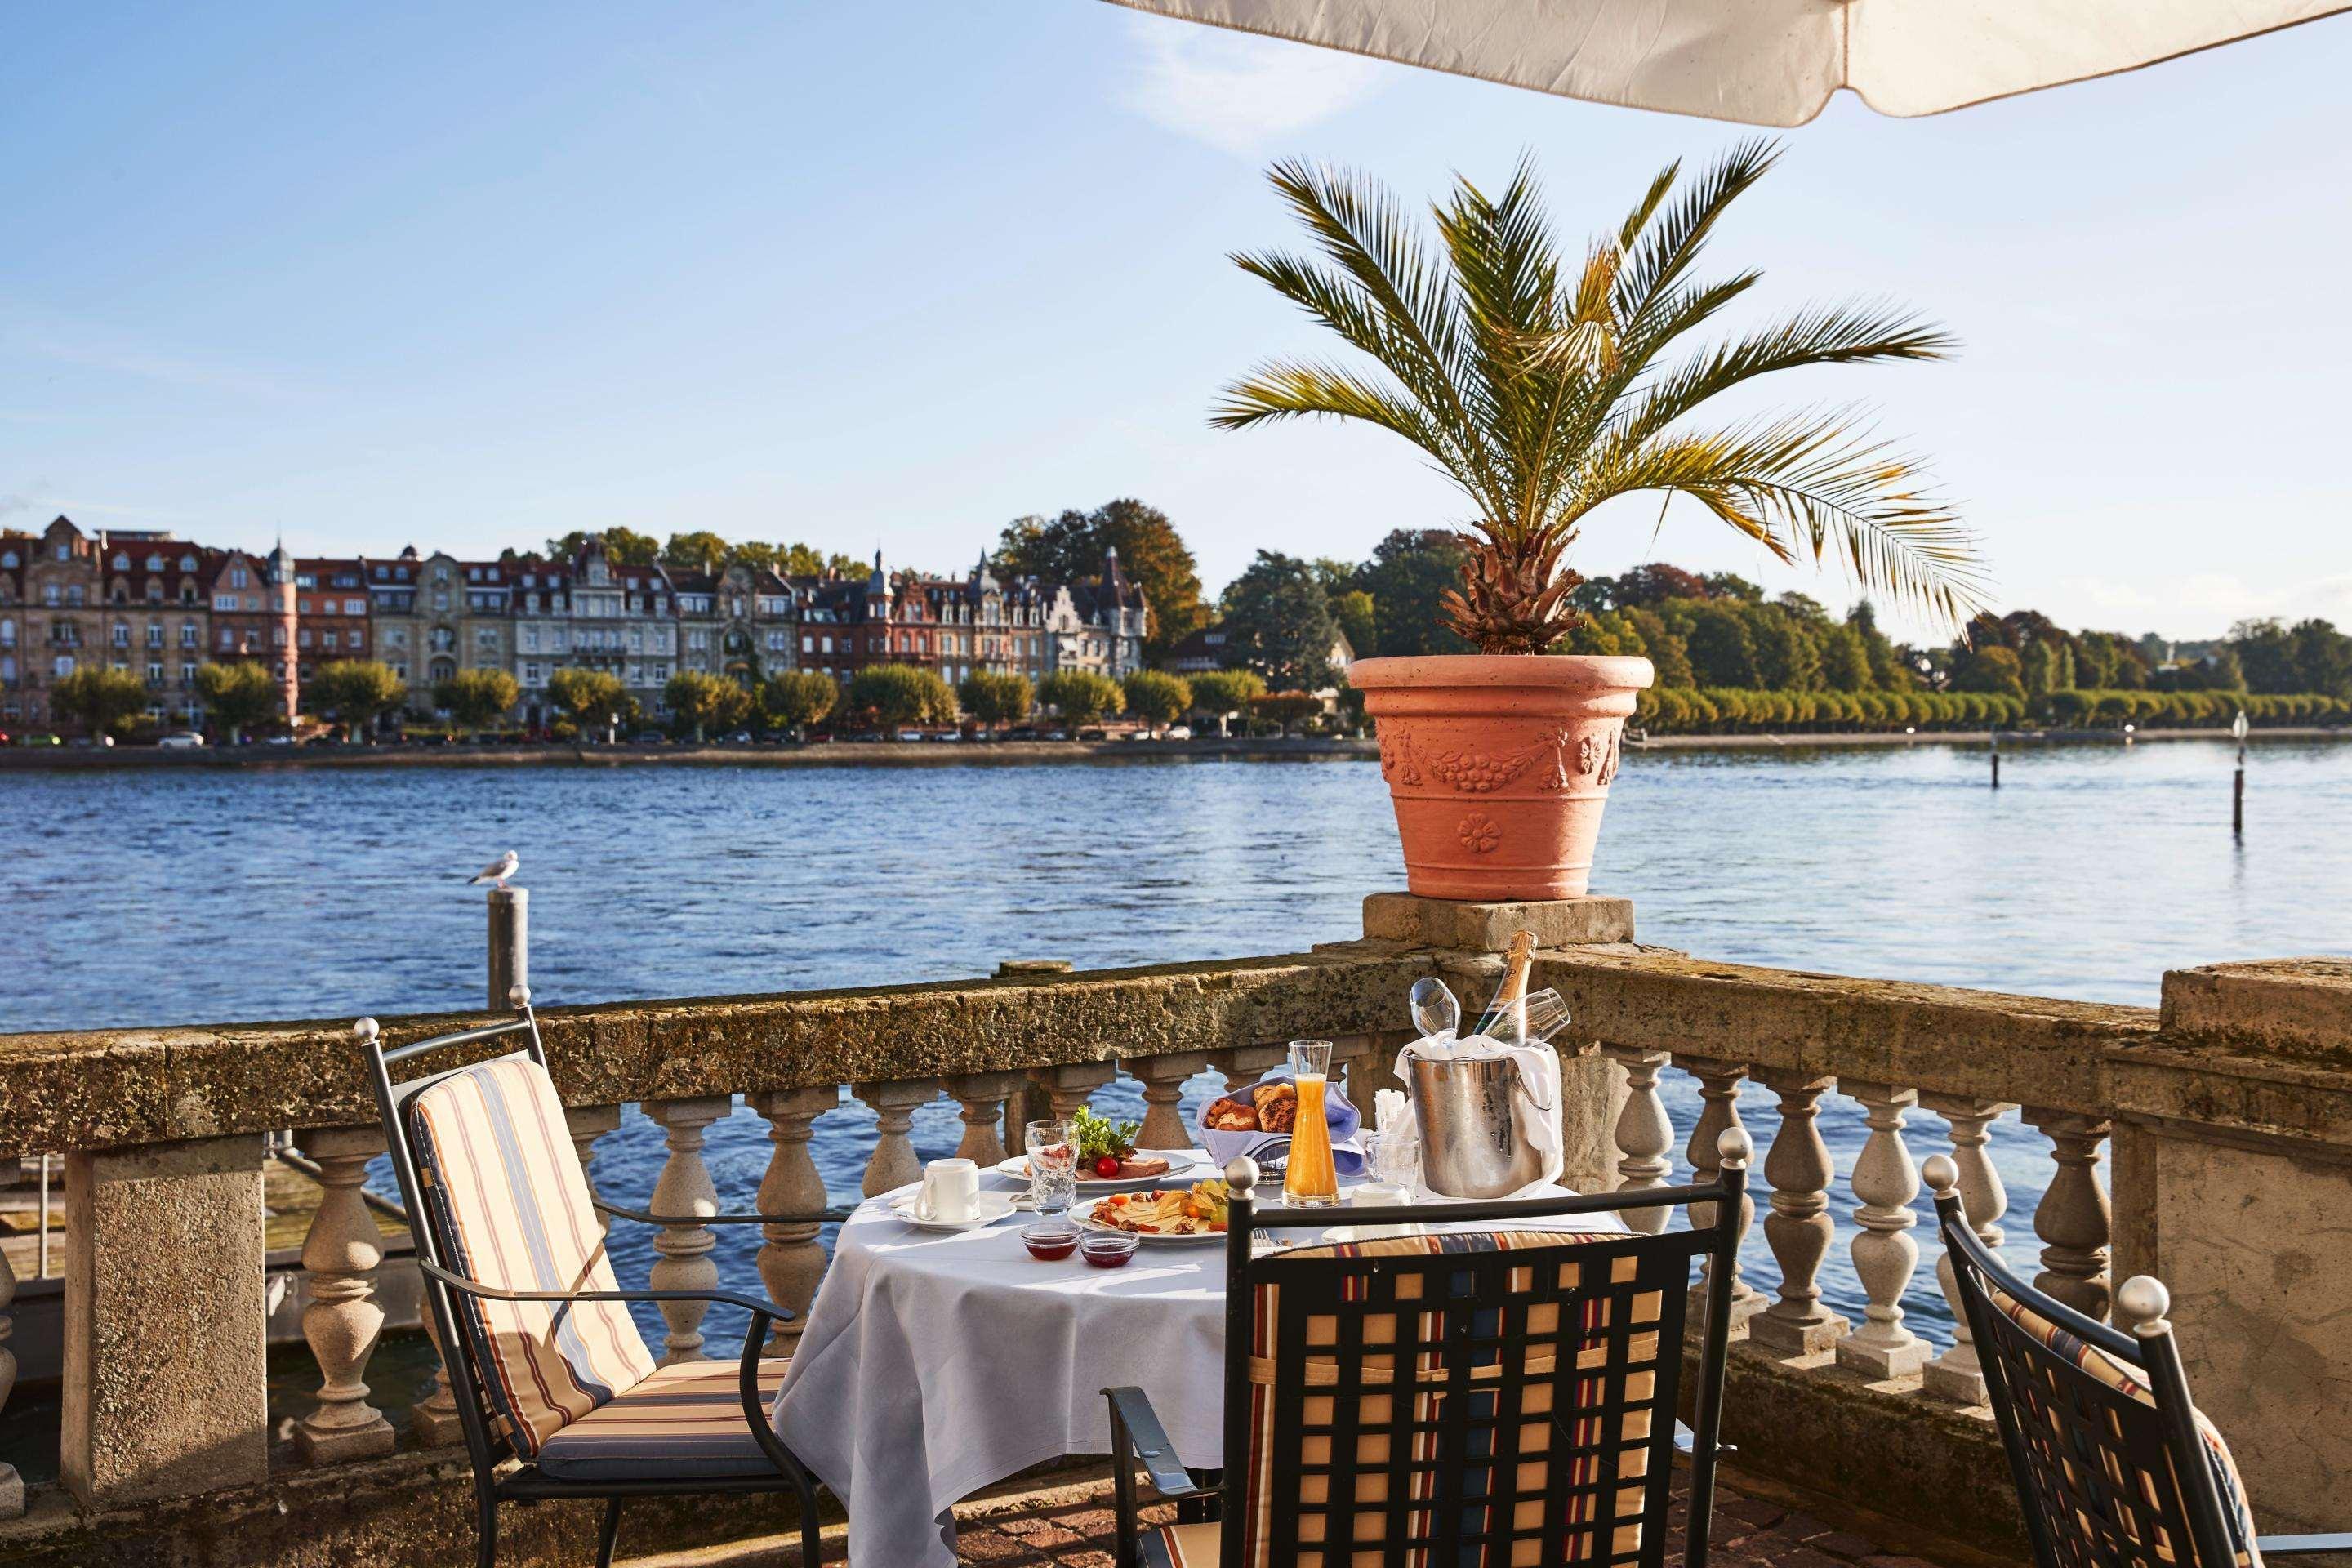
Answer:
[467, 850, 519, 889]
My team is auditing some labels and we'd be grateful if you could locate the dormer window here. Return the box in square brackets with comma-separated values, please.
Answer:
[180, 554, 197, 571]
[113, 553, 130, 569]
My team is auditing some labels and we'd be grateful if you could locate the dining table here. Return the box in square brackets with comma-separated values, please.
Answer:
[769, 1155, 1626, 1568]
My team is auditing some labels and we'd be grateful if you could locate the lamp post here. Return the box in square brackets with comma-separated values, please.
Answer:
[2232, 708, 2249, 836]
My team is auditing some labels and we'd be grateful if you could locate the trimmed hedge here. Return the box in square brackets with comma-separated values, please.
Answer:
[1631, 687, 2349, 735]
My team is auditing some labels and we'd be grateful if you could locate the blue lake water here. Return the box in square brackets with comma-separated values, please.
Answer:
[4, 738, 2346, 1352]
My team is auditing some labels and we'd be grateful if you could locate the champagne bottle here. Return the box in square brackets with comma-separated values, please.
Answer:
[1467, 930, 1536, 1043]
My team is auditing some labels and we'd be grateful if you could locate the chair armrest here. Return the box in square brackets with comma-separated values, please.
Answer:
[1103, 1385, 1206, 1500]
[415, 1258, 793, 1321]
[2257, 1535, 2352, 1557]
[595, 1198, 853, 1227]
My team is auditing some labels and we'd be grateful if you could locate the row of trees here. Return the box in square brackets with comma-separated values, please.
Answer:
[1637, 686, 2348, 735]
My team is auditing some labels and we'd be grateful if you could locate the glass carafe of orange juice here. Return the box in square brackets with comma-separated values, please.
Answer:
[1283, 1039, 1340, 1206]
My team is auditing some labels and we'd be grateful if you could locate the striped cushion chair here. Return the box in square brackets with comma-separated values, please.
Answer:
[1107, 1141, 1753, 1568]
[1927, 1156, 2347, 1568]
[363, 1002, 835, 1568]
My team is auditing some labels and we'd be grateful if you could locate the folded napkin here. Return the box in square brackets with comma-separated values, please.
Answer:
[1196, 1068, 1365, 1177]
[1393, 1031, 1564, 1198]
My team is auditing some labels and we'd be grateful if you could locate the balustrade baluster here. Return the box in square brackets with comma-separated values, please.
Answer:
[1209, 1044, 1288, 1091]
[1676, 1057, 1763, 1334]
[1600, 1045, 1674, 1235]
[647, 1096, 731, 1364]
[853, 1080, 938, 1199]
[293, 1126, 397, 1462]
[1127, 1055, 1210, 1152]
[1750, 1070, 1850, 1355]
[752, 1087, 837, 1353]
[567, 1103, 623, 1232]
[1836, 1081, 1931, 1379]
[1921, 1096, 2015, 1403]
[1027, 1062, 1116, 1127]
[2025, 1110, 2114, 1321]
[0, 1244, 19, 1517]
[944, 1073, 1022, 1166]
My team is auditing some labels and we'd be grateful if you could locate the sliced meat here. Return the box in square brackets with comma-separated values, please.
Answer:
[1116, 1155, 1172, 1179]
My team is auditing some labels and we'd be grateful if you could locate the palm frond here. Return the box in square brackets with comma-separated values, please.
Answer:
[1573, 412, 1989, 623]
[1613, 140, 1780, 327]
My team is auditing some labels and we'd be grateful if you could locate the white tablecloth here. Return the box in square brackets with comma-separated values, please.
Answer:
[772, 1170, 1626, 1568]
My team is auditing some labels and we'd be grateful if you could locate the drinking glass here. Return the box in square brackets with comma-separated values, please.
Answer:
[1025, 1118, 1076, 1215]
[1361, 1129, 1421, 1192]
[1283, 1040, 1340, 1207]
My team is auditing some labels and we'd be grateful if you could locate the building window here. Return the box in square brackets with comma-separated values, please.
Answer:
[323, 630, 338, 649]
[298, 629, 312, 648]
[112, 624, 130, 648]
[146, 624, 163, 647]
[147, 660, 163, 684]
[54, 654, 74, 677]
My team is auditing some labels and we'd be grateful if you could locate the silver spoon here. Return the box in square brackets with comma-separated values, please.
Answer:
[1408, 977, 1460, 1040]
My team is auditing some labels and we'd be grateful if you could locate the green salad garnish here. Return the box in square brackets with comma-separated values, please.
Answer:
[1070, 1106, 1139, 1161]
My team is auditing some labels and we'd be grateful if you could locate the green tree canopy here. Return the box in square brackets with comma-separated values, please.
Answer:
[1120, 670, 1192, 734]
[1251, 691, 1323, 737]
[662, 530, 733, 570]
[1950, 644, 2026, 701]
[544, 527, 660, 566]
[52, 667, 150, 740]
[995, 499, 1205, 657]
[762, 670, 837, 734]
[957, 670, 1033, 730]
[664, 670, 751, 741]
[546, 668, 630, 737]
[1037, 670, 1124, 728]
[1218, 550, 1341, 690]
[194, 660, 283, 742]
[849, 663, 958, 729]
[434, 668, 520, 733]
[1355, 531, 1472, 659]
[310, 660, 407, 739]
[1187, 668, 1266, 718]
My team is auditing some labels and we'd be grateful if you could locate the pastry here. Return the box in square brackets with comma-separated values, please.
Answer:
[1257, 1082, 1298, 1134]
[1204, 1096, 1259, 1131]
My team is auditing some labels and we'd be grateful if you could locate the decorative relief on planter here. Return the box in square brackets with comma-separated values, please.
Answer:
[1578, 729, 1621, 786]
[1380, 720, 1620, 795]
[1377, 724, 1423, 786]
[1457, 812, 1503, 854]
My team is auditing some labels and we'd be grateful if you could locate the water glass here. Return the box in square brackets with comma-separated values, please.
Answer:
[1025, 1118, 1076, 1214]
[1362, 1129, 1421, 1191]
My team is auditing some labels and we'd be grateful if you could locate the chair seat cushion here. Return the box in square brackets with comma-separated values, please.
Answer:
[537, 1357, 794, 1481]
[1147, 1521, 1220, 1568]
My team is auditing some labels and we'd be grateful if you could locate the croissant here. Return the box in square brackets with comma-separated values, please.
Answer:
[1204, 1096, 1259, 1131]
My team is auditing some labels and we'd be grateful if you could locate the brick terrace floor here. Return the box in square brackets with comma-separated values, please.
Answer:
[626, 1468, 1975, 1568]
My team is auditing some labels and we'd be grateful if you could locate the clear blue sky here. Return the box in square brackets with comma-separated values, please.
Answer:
[6, 2, 2347, 641]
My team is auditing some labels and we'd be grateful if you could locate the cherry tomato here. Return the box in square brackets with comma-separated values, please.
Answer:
[1094, 1155, 1123, 1178]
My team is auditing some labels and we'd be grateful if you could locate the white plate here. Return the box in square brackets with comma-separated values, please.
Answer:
[1074, 1195, 1229, 1245]
[994, 1149, 1207, 1192]
[885, 1192, 1022, 1232]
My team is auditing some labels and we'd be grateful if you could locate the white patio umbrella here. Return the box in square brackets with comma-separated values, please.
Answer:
[1107, 0, 2350, 125]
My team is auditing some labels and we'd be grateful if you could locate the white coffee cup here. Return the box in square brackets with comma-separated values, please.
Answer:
[912, 1157, 981, 1223]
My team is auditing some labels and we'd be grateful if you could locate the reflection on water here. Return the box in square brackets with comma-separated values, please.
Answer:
[4, 740, 2345, 1351]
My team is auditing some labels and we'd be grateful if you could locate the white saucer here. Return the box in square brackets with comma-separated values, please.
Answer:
[886, 1192, 1021, 1232]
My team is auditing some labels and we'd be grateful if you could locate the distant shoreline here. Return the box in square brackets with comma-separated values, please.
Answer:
[0, 726, 2341, 772]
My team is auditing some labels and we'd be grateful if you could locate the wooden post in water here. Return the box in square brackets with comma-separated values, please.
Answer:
[488, 886, 528, 1009]
[2232, 709, 2248, 838]
[1989, 730, 2000, 790]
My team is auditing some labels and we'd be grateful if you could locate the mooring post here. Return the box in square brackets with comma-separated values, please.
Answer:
[1989, 729, 2000, 790]
[2231, 709, 2248, 837]
[488, 886, 529, 1009]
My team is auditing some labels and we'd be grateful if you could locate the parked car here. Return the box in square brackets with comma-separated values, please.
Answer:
[1163, 724, 1192, 740]
[931, 730, 961, 742]
[723, 731, 753, 744]
[157, 731, 206, 749]
[895, 728, 924, 742]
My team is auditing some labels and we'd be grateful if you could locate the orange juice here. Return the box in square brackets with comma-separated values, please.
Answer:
[1284, 1072, 1339, 1205]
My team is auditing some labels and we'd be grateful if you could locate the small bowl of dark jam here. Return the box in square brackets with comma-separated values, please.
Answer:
[1022, 1223, 1082, 1261]
[1080, 1232, 1140, 1269]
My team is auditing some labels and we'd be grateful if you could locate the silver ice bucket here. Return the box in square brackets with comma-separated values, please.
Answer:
[1409, 1053, 1548, 1199]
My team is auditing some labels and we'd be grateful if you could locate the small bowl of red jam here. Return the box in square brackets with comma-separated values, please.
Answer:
[1021, 1222, 1082, 1261]
[1080, 1232, 1140, 1269]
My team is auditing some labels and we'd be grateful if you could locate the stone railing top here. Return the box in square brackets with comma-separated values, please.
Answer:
[6, 932, 2350, 1157]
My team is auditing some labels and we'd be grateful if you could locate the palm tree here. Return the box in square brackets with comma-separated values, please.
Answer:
[1214, 142, 1986, 653]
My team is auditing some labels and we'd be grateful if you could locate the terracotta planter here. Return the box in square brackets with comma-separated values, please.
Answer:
[1351, 654, 1654, 902]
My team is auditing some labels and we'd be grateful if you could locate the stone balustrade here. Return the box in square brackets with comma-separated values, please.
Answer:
[0, 916, 2346, 1565]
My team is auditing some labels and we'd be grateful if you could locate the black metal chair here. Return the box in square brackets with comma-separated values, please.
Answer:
[359, 987, 849, 1568]
[1102, 1129, 1753, 1568]
[1925, 1154, 2349, 1568]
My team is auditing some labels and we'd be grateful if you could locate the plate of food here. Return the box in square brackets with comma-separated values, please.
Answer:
[1077, 1179, 1231, 1243]
[996, 1107, 1208, 1191]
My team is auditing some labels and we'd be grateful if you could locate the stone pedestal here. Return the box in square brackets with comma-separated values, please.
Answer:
[63, 1134, 270, 1508]
[1363, 892, 1634, 951]
[1362, 891, 1637, 1199]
